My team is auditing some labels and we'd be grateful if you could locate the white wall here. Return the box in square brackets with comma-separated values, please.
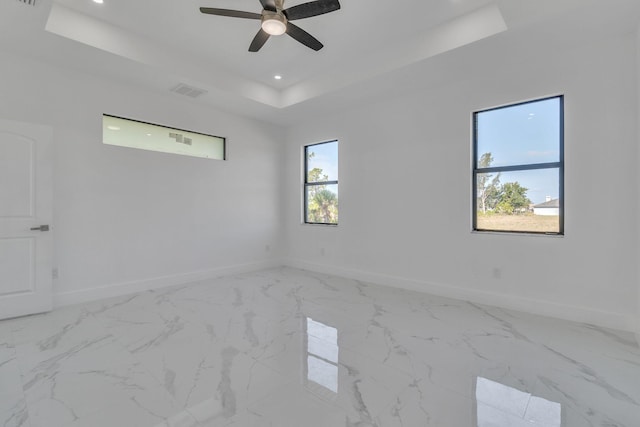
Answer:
[637, 25, 640, 344]
[0, 51, 285, 305]
[2, 31, 638, 334]
[284, 33, 639, 332]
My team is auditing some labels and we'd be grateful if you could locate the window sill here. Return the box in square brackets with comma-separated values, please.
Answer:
[471, 230, 563, 238]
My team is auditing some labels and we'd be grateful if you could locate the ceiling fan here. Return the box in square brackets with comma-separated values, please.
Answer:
[200, 0, 341, 52]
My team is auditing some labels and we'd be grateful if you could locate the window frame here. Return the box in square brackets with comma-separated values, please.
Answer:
[102, 114, 226, 160]
[472, 95, 564, 235]
[303, 140, 338, 226]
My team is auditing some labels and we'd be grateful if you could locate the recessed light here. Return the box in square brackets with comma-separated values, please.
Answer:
[274, 75, 282, 80]
[93, 0, 104, 4]
[146, 133, 152, 136]
[107, 126, 120, 131]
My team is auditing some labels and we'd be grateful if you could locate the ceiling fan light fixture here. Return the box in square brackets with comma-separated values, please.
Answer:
[261, 14, 287, 36]
[200, 0, 341, 51]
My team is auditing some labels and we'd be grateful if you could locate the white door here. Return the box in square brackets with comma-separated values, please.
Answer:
[0, 119, 53, 320]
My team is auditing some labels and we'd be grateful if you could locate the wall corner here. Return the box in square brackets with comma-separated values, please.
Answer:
[636, 23, 640, 347]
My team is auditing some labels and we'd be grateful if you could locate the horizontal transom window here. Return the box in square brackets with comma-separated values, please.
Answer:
[103, 114, 225, 160]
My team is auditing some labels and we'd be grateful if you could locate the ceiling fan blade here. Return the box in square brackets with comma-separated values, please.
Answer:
[199, 8, 262, 19]
[249, 29, 271, 52]
[286, 22, 323, 51]
[259, 0, 277, 12]
[284, 0, 340, 21]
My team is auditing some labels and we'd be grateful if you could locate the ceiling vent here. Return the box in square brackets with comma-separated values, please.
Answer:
[170, 83, 208, 99]
[17, 0, 36, 5]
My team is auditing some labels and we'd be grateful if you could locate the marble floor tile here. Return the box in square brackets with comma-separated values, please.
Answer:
[0, 267, 639, 426]
[1, 323, 29, 427]
[0, 354, 31, 427]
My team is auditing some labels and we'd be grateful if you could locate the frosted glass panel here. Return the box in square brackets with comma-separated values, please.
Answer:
[103, 115, 225, 160]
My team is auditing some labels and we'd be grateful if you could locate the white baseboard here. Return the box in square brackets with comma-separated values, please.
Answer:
[53, 257, 640, 337]
[284, 258, 639, 334]
[54, 259, 282, 308]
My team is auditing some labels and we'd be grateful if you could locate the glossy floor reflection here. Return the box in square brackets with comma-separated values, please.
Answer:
[1, 267, 639, 426]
